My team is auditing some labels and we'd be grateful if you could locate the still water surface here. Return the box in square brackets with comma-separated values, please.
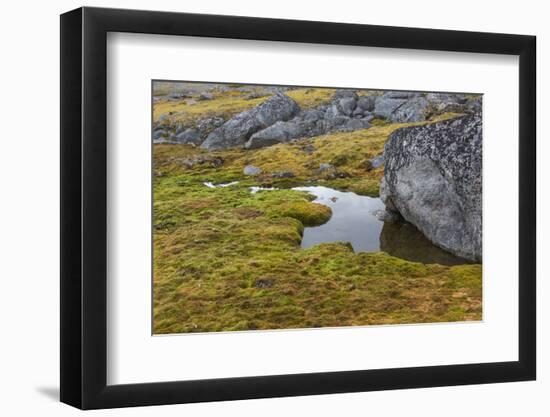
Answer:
[293, 186, 470, 266]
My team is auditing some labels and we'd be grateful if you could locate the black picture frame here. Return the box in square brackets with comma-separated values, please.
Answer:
[60, 6, 536, 410]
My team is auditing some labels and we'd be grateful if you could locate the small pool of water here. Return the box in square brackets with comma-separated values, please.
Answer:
[202, 182, 471, 265]
[293, 186, 470, 266]
[293, 186, 385, 252]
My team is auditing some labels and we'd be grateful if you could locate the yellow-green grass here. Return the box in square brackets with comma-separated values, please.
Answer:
[152, 108, 480, 333]
[153, 87, 338, 124]
[153, 92, 268, 124]
[285, 88, 336, 109]
[154, 112, 463, 196]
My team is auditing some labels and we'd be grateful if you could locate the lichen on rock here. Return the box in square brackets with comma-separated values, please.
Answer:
[380, 111, 482, 261]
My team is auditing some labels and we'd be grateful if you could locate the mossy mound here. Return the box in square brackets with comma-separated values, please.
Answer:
[276, 201, 332, 226]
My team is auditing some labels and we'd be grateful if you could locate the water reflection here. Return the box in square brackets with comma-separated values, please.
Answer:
[379, 221, 471, 266]
[293, 186, 384, 252]
[294, 186, 471, 266]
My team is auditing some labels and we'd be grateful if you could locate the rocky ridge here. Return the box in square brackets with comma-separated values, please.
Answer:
[154, 88, 481, 150]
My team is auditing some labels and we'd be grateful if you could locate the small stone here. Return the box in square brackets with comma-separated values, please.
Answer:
[370, 155, 385, 169]
[319, 163, 334, 171]
[243, 165, 262, 175]
[254, 278, 274, 288]
[271, 170, 295, 178]
[324, 170, 351, 179]
[210, 157, 224, 168]
[198, 92, 214, 100]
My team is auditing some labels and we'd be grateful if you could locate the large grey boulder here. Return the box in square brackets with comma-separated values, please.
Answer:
[301, 109, 325, 121]
[337, 96, 357, 116]
[245, 120, 309, 149]
[356, 96, 376, 112]
[173, 128, 202, 145]
[374, 91, 480, 122]
[373, 97, 407, 119]
[319, 115, 351, 131]
[245, 94, 374, 149]
[425, 92, 481, 115]
[235, 89, 462, 150]
[152, 129, 165, 141]
[330, 90, 358, 116]
[201, 93, 300, 150]
[332, 89, 358, 100]
[388, 96, 429, 123]
[324, 103, 342, 119]
[196, 116, 225, 136]
[380, 112, 482, 261]
[425, 92, 467, 104]
[337, 118, 372, 132]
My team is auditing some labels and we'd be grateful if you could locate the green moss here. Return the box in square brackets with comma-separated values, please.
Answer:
[370, 118, 389, 126]
[152, 174, 482, 333]
[154, 93, 269, 124]
[275, 201, 332, 226]
[285, 88, 336, 108]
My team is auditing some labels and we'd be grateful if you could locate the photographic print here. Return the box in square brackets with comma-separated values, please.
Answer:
[152, 81, 482, 334]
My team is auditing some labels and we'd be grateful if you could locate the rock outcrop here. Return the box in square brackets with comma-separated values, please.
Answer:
[201, 93, 300, 150]
[155, 87, 482, 150]
[153, 116, 226, 145]
[373, 92, 429, 122]
[173, 128, 201, 145]
[245, 89, 373, 149]
[380, 112, 482, 261]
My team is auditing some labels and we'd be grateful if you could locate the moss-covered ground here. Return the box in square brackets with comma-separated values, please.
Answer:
[153, 86, 482, 334]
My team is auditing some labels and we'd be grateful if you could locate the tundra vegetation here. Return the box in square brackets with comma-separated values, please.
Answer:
[153, 82, 482, 334]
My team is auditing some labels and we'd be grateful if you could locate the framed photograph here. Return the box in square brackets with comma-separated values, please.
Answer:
[60, 6, 536, 409]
